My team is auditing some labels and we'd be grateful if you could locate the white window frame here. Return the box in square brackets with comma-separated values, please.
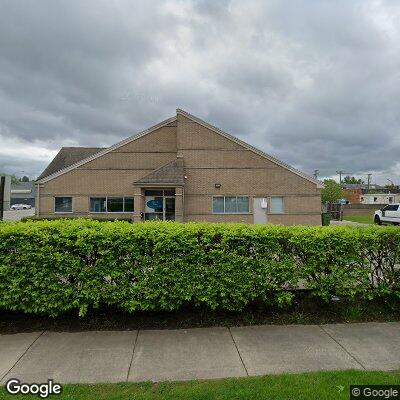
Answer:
[89, 196, 134, 213]
[212, 196, 250, 214]
[54, 196, 73, 214]
[269, 196, 285, 214]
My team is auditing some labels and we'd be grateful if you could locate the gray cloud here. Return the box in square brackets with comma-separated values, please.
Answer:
[0, 0, 399, 183]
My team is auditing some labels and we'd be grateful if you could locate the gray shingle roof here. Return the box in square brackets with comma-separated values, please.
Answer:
[135, 158, 185, 185]
[37, 147, 105, 180]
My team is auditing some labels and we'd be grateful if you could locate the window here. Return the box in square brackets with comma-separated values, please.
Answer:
[90, 197, 134, 213]
[54, 197, 72, 213]
[212, 197, 224, 213]
[107, 197, 123, 212]
[212, 196, 249, 213]
[90, 197, 106, 212]
[125, 197, 134, 212]
[144, 189, 175, 221]
[270, 197, 284, 214]
[383, 204, 398, 211]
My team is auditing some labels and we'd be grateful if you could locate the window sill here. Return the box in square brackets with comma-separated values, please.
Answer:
[89, 212, 133, 214]
[212, 213, 251, 215]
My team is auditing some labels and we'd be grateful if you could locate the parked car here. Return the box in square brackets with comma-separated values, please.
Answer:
[374, 203, 400, 225]
[10, 204, 32, 210]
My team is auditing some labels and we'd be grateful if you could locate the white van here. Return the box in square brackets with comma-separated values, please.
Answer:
[374, 203, 400, 225]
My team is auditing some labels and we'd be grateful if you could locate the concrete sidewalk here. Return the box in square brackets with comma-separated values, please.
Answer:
[1, 322, 399, 384]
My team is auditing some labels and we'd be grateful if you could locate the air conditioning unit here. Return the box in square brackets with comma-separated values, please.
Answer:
[260, 198, 268, 209]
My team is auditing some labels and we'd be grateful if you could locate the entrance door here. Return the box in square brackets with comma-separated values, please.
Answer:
[253, 197, 267, 224]
[144, 189, 175, 221]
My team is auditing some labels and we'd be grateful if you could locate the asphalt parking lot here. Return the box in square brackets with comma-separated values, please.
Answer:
[3, 208, 35, 221]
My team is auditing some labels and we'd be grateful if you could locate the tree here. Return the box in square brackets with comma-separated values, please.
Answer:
[321, 179, 344, 203]
[0, 173, 19, 184]
[20, 176, 30, 182]
[342, 176, 364, 184]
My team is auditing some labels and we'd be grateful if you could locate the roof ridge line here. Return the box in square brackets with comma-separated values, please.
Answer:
[37, 115, 177, 183]
[176, 108, 323, 188]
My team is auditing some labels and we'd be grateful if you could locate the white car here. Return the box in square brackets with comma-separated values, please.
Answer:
[374, 203, 400, 225]
[10, 204, 32, 210]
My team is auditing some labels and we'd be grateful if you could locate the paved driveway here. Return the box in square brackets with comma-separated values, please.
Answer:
[3, 208, 35, 221]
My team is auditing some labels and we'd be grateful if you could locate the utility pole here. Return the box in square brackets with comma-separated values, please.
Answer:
[313, 169, 319, 180]
[367, 173, 372, 193]
[336, 170, 349, 185]
[0, 176, 5, 221]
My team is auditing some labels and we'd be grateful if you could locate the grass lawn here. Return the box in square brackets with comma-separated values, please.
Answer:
[343, 214, 374, 224]
[1, 370, 399, 400]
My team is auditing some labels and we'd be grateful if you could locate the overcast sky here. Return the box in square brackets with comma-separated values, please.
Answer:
[1, 0, 400, 183]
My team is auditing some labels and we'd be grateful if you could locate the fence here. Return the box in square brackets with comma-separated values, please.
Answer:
[326, 203, 343, 221]
[342, 203, 385, 217]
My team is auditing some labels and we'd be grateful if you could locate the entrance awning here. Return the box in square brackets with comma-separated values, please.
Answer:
[134, 158, 185, 187]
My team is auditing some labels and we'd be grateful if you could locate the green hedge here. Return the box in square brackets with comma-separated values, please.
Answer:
[0, 220, 399, 316]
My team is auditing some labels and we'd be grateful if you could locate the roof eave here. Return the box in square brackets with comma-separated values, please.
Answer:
[36, 116, 177, 184]
[176, 108, 322, 188]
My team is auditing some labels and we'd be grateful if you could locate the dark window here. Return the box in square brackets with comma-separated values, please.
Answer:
[90, 196, 134, 212]
[54, 197, 72, 213]
[124, 197, 134, 212]
[384, 204, 399, 211]
[90, 197, 106, 212]
[145, 190, 163, 196]
[107, 197, 124, 212]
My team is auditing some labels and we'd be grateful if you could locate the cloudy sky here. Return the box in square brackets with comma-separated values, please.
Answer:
[1, 0, 400, 183]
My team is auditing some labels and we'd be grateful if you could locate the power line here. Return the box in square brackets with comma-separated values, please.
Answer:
[336, 170, 350, 184]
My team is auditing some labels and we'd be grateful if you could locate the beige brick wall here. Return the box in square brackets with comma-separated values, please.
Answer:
[38, 113, 321, 225]
[176, 113, 321, 225]
[177, 115, 243, 150]
[267, 214, 321, 225]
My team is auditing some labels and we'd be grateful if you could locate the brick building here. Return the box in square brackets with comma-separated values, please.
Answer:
[36, 109, 322, 225]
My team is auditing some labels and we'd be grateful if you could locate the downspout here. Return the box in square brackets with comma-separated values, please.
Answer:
[36, 183, 39, 217]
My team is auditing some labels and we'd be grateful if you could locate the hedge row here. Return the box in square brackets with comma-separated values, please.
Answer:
[0, 220, 399, 316]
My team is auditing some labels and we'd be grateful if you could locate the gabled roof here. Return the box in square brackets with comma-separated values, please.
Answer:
[36, 109, 322, 188]
[176, 109, 323, 188]
[134, 158, 184, 186]
[36, 116, 177, 183]
[37, 147, 105, 180]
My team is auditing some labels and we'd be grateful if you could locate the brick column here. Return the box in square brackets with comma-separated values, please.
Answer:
[133, 187, 144, 223]
[175, 186, 184, 222]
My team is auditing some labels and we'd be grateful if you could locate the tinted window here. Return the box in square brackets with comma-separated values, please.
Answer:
[107, 197, 124, 212]
[54, 197, 72, 213]
[145, 190, 163, 196]
[124, 197, 134, 212]
[90, 197, 106, 212]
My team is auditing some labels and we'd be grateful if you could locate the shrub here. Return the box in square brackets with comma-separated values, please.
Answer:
[0, 221, 399, 316]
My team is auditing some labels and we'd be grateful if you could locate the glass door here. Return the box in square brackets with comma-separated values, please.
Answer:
[144, 190, 175, 221]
